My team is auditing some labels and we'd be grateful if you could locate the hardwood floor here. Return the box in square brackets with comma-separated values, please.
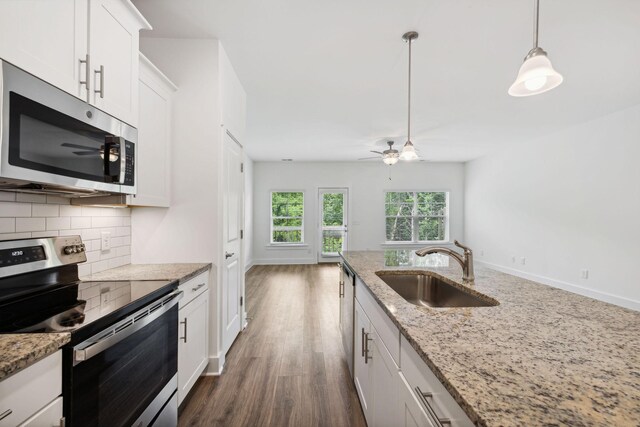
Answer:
[178, 264, 367, 427]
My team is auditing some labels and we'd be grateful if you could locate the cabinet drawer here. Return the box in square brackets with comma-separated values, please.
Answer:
[356, 277, 400, 366]
[18, 396, 62, 427]
[179, 271, 210, 308]
[0, 351, 62, 427]
[400, 336, 473, 427]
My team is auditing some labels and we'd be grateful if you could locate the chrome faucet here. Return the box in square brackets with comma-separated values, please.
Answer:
[415, 240, 475, 282]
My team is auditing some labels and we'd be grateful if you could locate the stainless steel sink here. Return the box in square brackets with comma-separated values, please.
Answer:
[376, 272, 498, 308]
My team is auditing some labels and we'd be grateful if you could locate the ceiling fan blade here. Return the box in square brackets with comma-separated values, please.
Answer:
[357, 157, 380, 160]
[62, 143, 100, 151]
[73, 151, 100, 156]
[370, 151, 383, 155]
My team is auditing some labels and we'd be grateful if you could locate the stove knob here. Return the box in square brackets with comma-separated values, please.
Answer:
[79, 244, 86, 252]
[64, 246, 74, 255]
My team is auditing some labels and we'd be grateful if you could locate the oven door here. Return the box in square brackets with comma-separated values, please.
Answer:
[67, 290, 181, 427]
[0, 60, 136, 195]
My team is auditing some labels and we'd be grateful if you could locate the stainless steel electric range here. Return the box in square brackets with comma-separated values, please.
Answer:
[0, 236, 182, 427]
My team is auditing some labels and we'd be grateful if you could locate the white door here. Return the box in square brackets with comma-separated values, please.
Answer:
[222, 132, 244, 354]
[318, 188, 348, 262]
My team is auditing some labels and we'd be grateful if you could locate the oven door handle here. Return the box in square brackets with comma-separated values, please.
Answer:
[73, 289, 183, 365]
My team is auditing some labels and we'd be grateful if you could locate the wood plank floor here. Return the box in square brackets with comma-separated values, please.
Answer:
[178, 264, 367, 427]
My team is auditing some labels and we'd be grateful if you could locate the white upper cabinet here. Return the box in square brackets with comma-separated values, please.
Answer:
[219, 46, 247, 143]
[128, 54, 176, 207]
[0, 0, 88, 99]
[0, 0, 150, 126]
[88, 0, 150, 126]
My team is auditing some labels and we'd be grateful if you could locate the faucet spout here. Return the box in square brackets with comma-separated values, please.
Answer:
[415, 240, 475, 282]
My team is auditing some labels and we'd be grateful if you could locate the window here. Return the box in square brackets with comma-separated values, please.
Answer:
[271, 191, 304, 244]
[385, 191, 448, 242]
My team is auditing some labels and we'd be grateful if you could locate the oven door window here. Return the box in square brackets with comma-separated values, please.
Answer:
[70, 307, 178, 427]
[8, 92, 119, 183]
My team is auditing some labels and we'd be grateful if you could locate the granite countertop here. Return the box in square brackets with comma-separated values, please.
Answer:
[0, 333, 70, 381]
[83, 263, 212, 284]
[341, 250, 640, 427]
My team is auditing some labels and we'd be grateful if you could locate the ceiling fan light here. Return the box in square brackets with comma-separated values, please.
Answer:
[508, 49, 563, 97]
[399, 141, 418, 161]
[383, 154, 399, 165]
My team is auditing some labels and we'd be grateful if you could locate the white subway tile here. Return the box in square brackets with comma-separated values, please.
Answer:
[85, 250, 101, 263]
[0, 218, 15, 233]
[115, 227, 130, 237]
[81, 228, 102, 240]
[46, 217, 71, 230]
[16, 217, 46, 232]
[81, 206, 101, 217]
[0, 232, 32, 240]
[88, 239, 101, 251]
[0, 202, 31, 217]
[101, 250, 117, 260]
[122, 235, 131, 245]
[91, 260, 110, 274]
[17, 193, 47, 203]
[71, 217, 92, 229]
[32, 231, 58, 238]
[92, 216, 123, 228]
[121, 255, 131, 265]
[32, 204, 60, 217]
[60, 205, 83, 217]
[46, 195, 70, 205]
[123, 217, 131, 226]
[108, 257, 127, 269]
[116, 246, 131, 257]
[58, 229, 80, 237]
[0, 193, 16, 202]
[78, 263, 92, 279]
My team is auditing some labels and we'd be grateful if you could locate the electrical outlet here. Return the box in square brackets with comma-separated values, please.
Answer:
[101, 231, 111, 251]
[520, 257, 526, 265]
[101, 290, 110, 305]
[581, 269, 589, 279]
[511, 255, 516, 263]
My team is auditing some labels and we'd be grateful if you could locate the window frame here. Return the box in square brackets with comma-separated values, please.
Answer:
[270, 190, 305, 245]
[384, 190, 450, 244]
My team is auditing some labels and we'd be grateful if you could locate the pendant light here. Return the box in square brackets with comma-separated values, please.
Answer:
[509, 0, 563, 97]
[400, 31, 419, 161]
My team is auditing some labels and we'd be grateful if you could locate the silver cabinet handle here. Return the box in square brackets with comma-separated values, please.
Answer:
[192, 283, 206, 292]
[225, 252, 235, 259]
[60, 416, 66, 427]
[339, 281, 344, 298]
[94, 65, 104, 98]
[180, 318, 187, 343]
[361, 327, 365, 357]
[79, 54, 90, 96]
[415, 387, 451, 427]
[0, 409, 12, 421]
[364, 332, 372, 364]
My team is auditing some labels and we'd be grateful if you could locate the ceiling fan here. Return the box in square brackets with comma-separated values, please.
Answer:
[61, 143, 119, 162]
[358, 140, 400, 165]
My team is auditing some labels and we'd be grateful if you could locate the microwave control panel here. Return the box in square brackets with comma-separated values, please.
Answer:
[124, 141, 135, 186]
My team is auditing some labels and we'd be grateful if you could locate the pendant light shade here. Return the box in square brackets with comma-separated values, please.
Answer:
[509, 0, 563, 97]
[509, 48, 563, 97]
[400, 141, 418, 161]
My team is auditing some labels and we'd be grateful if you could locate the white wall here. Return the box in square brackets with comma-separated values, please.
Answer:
[131, 38, 224, 371]
[465, 103, 640, 311]
[252, 161, 465, 264]
[243, 155, 254, 271]
[0, 193, 131, 277]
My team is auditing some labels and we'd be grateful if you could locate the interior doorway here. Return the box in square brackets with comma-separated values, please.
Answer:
[318, 188, 349, 263]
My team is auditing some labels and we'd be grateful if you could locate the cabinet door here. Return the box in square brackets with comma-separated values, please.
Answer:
[353, 300, 373, 423]
[17, 397, 63, 427]
[88, 0, 147, 125]
[178, 290, 209, 405]
[340, 272, 354, 377]
[370, 327, 399, 427]
[0, 0, 88, 99]
[127, 54, 175, 207]
[398, 373, 436, 427]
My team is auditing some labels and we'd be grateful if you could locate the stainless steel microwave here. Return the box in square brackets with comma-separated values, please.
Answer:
[0, 60, 136, 197]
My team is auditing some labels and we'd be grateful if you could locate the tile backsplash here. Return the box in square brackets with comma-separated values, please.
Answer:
[0, 192, 131, 278]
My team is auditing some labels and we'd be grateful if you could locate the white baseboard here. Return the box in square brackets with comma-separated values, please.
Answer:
[478, 260, 640, 312]
[252, 257, 317, 265]
[244, 259, 254, 272]
[203, 352, 225, 376]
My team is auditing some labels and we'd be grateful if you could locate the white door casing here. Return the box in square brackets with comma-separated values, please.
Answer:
[221, 131, 243, 354]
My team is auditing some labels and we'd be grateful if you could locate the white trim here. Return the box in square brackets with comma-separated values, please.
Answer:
[270, 190, 305, 244]
[478, 260, 640, 312]
[380, 241, 452, 248]
[253, 258, 316, 265]
[244, 259, 254, 272]
[265, 243, 309, 249]
[318, 187, 349, 262]
[384, 191, 450, 243]
[204, 352, 225, 376]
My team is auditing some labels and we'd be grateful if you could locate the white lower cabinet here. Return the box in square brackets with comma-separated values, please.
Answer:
[352, 278, 474, 427]
[0, 351, 63, 427]
[177, 272, 210, 405]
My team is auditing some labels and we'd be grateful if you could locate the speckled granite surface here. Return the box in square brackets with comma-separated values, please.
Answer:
[342, 250, 640, 427]
[83, 263, 211, 284]
[0, 333, 70, 381]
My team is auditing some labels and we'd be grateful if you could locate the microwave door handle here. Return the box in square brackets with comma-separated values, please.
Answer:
[119, 138, 126, 184]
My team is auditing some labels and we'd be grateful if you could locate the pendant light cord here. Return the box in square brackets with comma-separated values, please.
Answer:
[533, 0, 540, 49]
[407, 37, 412, 143]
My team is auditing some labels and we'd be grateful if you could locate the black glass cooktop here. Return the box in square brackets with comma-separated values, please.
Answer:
[0, 279, 174, 335]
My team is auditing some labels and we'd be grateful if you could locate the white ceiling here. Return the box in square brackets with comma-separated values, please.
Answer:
[132, 0, 640, 162]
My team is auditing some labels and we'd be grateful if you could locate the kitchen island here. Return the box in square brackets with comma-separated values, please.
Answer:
[342, 250, 640, 426]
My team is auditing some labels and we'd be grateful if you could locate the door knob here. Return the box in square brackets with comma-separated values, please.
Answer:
[225, 252, 235, 259]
